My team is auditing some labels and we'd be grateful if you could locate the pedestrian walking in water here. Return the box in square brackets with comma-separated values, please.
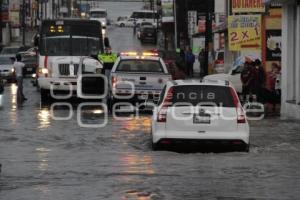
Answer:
[14, 54, 27, 103]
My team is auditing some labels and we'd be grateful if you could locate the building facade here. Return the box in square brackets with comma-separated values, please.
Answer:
[280, 0, 300, 118]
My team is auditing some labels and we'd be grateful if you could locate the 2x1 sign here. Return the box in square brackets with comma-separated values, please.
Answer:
[228, 15, 262, 51]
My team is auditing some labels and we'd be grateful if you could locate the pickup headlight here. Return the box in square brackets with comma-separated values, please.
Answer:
[11, 68, 15, 73]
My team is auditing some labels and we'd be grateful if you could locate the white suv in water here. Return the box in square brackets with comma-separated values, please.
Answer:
[151, 79, 250, 151]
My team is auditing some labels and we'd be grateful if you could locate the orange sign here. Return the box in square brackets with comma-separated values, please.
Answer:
[232, 0, 265, 13]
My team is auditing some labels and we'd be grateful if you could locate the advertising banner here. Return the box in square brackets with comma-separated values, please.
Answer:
[228, 15, 262, 51]
[188, 11, 197, 38]
[162, 0, 174, 23]
[264, 15, 282, 73]
[9, 0, 20, 11]
[9, 11, 20, 27]
[231, 0, 265, 13]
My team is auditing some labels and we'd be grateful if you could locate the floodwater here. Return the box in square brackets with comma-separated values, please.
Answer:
[1, 1, 300, 200]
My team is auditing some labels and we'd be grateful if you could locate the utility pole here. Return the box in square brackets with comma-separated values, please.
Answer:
[22, 0, 26, 46]
[0, 0, 2, 45]
[203, 1, 213, 76]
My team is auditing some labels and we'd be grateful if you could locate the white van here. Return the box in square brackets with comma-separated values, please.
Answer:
[130, 10, 158, 26]
[89, 8, 108, 28]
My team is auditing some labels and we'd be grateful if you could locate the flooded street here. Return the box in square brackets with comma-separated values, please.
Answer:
[1, 2, 300, 200]
[1, 79, 300, 199]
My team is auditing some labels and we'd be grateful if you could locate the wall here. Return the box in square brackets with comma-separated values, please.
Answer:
[281, 3, 300, 119]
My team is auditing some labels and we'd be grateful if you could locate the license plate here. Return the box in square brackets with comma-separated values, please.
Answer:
[138, 94, 148, 100]
[147, 33, 152, 36]
[26, 68, 32, 72]
[193, 114, 210, 124]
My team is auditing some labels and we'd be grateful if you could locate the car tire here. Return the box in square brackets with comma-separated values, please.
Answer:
[120, 23, 125, 27]
[107, 97, 115, 113]
[244, 144, 250, 152]
[151, 141, 159, 151]
[40, 89, 50, 104]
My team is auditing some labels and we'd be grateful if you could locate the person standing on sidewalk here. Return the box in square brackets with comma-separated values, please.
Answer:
[185, 47, 195, 77]
[13, 54, 27, 103]
[198, 48, 205, 77]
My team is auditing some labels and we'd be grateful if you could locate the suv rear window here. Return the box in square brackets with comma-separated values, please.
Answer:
[217, 52, 224, 60]
[172, 85, 235, 107]
[142, 27, 156, 33]
[116, 59, 164, 73]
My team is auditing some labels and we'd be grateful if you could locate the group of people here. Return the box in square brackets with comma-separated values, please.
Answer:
[241, 59, 281, 113]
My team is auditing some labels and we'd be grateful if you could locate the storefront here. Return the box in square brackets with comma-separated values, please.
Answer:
[280, 0, 300, 118]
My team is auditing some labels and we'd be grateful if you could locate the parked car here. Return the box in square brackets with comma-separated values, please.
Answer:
[0, 56, 15, 82]
[151, 79, 250, 152]
[204, 64, 244, 93]
[21, 54, 38, 76]
[139, 25, 157, 44]
[137, 22, 155, 39]
[116, 18, 138, 27]
[0, 46, 31, 56]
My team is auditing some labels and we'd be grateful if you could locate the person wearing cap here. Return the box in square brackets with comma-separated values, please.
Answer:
[13, 54, 27, 103]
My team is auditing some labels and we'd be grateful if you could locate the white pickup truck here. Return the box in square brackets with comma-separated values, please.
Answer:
[108, 52, 172, 110]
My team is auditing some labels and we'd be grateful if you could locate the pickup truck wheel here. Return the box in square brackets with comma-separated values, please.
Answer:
[120, 23, 125, 27]
[107, 98, 115, 113]
[151, 142, 159, 151]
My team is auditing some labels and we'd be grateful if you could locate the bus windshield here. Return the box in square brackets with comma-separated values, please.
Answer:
[39, 20, 102, 56]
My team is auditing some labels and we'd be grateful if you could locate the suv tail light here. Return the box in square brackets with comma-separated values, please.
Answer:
[157, 87, 173, 123]
[230, 87, 246, 123]
[215, 60, 224, 65]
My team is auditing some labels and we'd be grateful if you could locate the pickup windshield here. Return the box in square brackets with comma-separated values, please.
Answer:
[116, 59, 164, 73]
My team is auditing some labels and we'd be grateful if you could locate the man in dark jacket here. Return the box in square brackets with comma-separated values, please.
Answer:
[198, 48, 205, 77]
[241, 61, 254, 102]
[185, 47, 195, 77]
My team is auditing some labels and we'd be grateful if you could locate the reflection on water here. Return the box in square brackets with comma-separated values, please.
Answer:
[0, 94, 3, 108]
[36, 147, 51, 171]
[38, 109, 51, 129]
[34, 147, 51, 195]
[121, 153, 154, 175]
[120, 153, 154, 200]
[119, 116, 151, 133]
[9, 84, 18, 125]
